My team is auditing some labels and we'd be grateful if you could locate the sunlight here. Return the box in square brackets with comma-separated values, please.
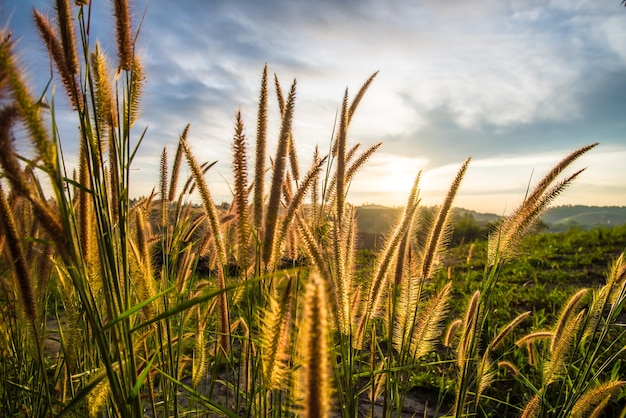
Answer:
[350, 153, 430, 206]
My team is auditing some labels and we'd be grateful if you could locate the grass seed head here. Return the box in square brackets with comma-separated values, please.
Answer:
[299, 273, 332, 418]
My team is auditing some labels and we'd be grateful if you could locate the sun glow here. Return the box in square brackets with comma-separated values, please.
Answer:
[349, 153, 430, 206]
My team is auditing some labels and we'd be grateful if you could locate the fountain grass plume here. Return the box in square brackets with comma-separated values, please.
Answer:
[91, 42, 117, 131]
[0, 32, 57, 172]
[260, 276, 294, 390]
[271, 156, 327, 268]
[180, 136, 230, 353]
[55, 0, 78, 75]
[113, 0, 132, 70]
[263, 79, 297, 267]
[33, 9, 82, 110]
[232, 111, 250, 271]
[570, 380, 625, 418]
[421, 157, 470, 281]
[168, 125, 187, 201]
[0, 184, 36, 321]
[488, 144, 597, 267]
[406, 282, 452, 359]
[254, 66, 268, 232]
[298, 273, 332, 418]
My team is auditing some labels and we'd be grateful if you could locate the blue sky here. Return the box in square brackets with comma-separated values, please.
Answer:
[2, 0, 625, 213]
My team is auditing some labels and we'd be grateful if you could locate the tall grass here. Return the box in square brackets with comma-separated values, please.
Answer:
[0, 1, 624, 417]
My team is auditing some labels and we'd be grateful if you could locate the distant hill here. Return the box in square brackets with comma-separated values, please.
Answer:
[540, 205, 626, 231]
[354, 205, 500, 250]
[353, 204, 626, 250]
[454, 208, 501, 225]
[453, 206, 626, 230]
[354, 205, 402, 234]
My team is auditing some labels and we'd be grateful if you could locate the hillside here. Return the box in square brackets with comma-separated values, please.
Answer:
[354, 205, 500, 250]
[354, 204, 626, 250]
[541, 205, 626, 231]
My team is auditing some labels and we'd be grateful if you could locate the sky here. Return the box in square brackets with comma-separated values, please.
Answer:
[2, 0, 626, 214]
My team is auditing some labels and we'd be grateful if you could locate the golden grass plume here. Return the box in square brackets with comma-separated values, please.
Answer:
[113, 0, 133, 70]
[91, 42, 117, 131]
[0, 32, 57, 171]
[180, 136, 230, 353]
[406, 282, 452, 359]
[0, 184, 36, 320]
[263, 78, 297, 266]
[32, 9, 82, 110]
[232, 111, 250, 271]
[544, 310, 584, 385]
[55, 0, 79, 75]
[260, 276, 294, 390]
[571, 380, 625, 418]
[254, 66, 268, 231]
[421, 157, 470, 281]
[488, 143, 598, 266]
[298, 273, 332, 418]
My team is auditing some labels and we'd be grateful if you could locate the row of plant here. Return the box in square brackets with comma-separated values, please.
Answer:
[0, 1, 624, 417]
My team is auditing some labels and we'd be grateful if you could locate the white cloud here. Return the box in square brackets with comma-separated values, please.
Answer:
[4, 0, 625, 212]
[599, 15, 626, 64]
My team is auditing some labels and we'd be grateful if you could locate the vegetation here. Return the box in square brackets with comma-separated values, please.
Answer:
[0, 1, 624, 417]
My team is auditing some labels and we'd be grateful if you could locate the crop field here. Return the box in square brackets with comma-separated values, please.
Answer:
[0, 1, 624, 417]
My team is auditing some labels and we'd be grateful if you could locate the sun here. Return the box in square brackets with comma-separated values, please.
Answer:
[349, 153, 430, 206]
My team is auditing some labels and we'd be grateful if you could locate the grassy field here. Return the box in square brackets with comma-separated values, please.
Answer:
[0, 1, 624, 417]
[431, 224, 626, 415]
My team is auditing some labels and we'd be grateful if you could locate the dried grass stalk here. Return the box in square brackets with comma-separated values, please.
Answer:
[515, 331, 554, 348]
[271, 156, 326, 268]
[520, 393, 541, 418]
[407, 282, 451, 358]
[421, 157, 470, 280]
[127, 56, 144, 126]
[108, 125, 120, 223]
[32, 10, 82, 110]
[299, 273, 332, 418]
[571, 380, 625, 418]
[544, 311, 584, 385]
[192, 313, 208, 388]
[0, 106, 32, 196]
[0, 105, 65, 250]
[169, 125, 188, 201]
[0, 33, 57, 170]
[348, 71, 378, 122]
[0, 184, 36, 320]
[260, 276, 294, 390]
[263, 79, 297, 266]
[180, 137, 230, 353]
[232, 111, 250, 271]
[551, 288, 588, 352]
[113, 0, 133, 70]
[254, 66, 268, 231]
[91, 43, 117, 131]
[159, 147, 168, 230]
[363, 174, 420, 319]
[498, 361, 519, 377]
[274, 73, 285, 116]
[444, 319, 463, 348]
[488, 311, 531, 352]
[335, 89, 349, 228]
[457, 290, 481, 370]
[489, 144, 597, 265]
[77, 141, 92, 263]
[55, 0, 78, 75]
